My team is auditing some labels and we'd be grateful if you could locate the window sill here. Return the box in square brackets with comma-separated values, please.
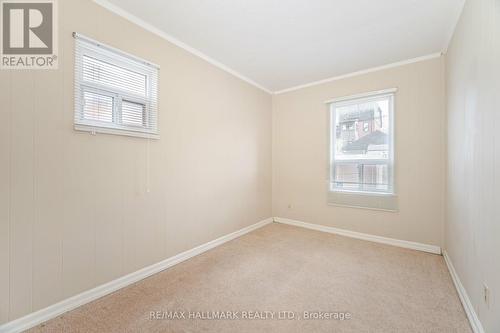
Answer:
[327, 190, 398, 212]
[74, 124, 160, 140]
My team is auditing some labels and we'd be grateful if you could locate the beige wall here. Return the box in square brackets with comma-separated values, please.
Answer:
[272, 57, 446, 246]
[0, 0, 272, 323]
[445, 0, 499, 331]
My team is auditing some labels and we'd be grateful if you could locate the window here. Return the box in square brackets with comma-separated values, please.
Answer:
[73, 33, 159, 138]
[327, 89, 397, 211]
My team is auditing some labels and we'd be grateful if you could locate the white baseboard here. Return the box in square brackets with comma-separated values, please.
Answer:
[443, 251, 485, 333]
[273, 217, 442, 254]
[0, 218, 273, 333]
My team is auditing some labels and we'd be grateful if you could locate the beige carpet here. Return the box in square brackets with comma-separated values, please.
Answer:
[27, 223, 471, 333]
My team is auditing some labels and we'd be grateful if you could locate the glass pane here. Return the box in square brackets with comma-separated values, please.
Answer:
[334, 97, 390, 160]
[362, 164, 389, 191]
[333, 163, 390, 192]
[122, 100, 146, 127]
[82, 91, 113, 123]
[334, 163, 361, 191]
[83, 55, 147, 97]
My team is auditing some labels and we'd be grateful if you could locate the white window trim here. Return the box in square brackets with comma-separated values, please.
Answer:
[326, 88, 398, 211]
[73, 32, 160, 139]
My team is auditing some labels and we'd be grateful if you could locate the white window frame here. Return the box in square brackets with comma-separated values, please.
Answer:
[73, 32, 159, 139]
[326, 88, 397, 211]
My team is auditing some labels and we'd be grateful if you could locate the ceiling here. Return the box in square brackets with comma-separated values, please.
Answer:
[96, 0, 464, 93]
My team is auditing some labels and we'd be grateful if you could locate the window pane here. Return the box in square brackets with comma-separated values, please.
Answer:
[334, 163, 360, 191]
[122, 100, 146, 127]
[82, 91, 113, 123]
[331, 93, 393, 194]
[334, 97, 390, 160]
[362, 164, 389, 191]
[334, 163, 390, 192]
[75, 37, 159, 138]
[83, 55, 147, 97]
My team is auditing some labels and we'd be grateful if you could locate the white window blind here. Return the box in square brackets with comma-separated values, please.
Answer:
[73, 33, 159, 139]
[327, 89, 397, 211]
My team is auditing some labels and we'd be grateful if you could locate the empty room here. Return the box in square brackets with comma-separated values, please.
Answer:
[0, 0, 498, 332]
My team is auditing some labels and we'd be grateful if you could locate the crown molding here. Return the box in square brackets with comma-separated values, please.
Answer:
[274, 53, 442, 95]
[92, 1, 448, 96]
[92, 0, 273, 94]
